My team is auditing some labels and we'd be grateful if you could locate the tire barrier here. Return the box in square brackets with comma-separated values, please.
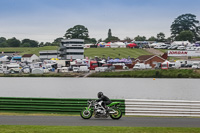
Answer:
[125, 99, 200, 117]
[0, 97, 125, 114]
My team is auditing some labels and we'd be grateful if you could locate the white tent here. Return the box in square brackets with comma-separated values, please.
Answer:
[171, 41, 191, 46]
[110, 43, 118, 48]
[115, 42, 126, 48]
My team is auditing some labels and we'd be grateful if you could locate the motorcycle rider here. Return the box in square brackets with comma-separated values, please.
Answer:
[96, 92, 112, 112]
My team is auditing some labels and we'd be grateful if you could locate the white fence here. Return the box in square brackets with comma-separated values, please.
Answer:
[125, 99, 200, 117]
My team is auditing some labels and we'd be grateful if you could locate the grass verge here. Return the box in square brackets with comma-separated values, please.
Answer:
[0, 112, 79, 116]
[89, 69, 200, 78]
[0, 126, 199, 133]
[0, 73, 83, 77]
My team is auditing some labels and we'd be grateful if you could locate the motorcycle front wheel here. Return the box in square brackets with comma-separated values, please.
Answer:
[80, 109, 92, 119]
[110, 108, 122, 120]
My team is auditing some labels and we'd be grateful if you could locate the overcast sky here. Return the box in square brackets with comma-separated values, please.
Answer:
[0, 0, 200, 43]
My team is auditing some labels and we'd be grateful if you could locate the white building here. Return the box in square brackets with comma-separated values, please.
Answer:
[59, 39, 84, 60]
[21, 54, 40, 63]
[39, 50, 58, 60]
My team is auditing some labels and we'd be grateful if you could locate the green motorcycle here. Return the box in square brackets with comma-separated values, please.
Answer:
[80, 100, 122, 120]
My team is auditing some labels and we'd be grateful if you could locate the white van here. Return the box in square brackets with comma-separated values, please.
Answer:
[78, 66, 89, 73]
[133, 63, 152, 70]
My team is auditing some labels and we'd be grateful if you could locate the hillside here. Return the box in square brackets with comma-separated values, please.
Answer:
[0, 47, 151, 59]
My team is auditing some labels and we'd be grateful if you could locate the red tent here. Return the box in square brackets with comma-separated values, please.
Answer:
[127, 43, 137, 48]
[106, 42, 111, 47]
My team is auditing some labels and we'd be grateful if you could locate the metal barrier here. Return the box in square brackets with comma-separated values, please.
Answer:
[2, 97, 199, 117]
[0, 97, 125, 114]
[125, 99, 200, 117]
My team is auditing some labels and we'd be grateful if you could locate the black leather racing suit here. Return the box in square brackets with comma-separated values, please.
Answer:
[96, 95, 112, 109]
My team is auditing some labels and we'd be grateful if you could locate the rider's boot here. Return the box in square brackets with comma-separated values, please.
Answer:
[105, 106, 109, 113]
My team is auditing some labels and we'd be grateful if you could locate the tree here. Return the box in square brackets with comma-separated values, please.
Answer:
[134, 35, 146, 41]
[39, 42, 44, 47]
[0, 37, 7, 47]
[6, 37, 21, 47]
[166, 37, 172, 43]
[108, 29, 112, 38]
[157, 32, 165, 42]
[52, 37, 63, 46]
[104, 29, 120, 43]
[124, 37, 132, 43]
[171, 13, 200, 40]
[44, 42, 52, 46]
[85, 38, 97, 44]
[98, 38, 103, 43]
[175, 30, 194, 42]
[64, 25, 89, 39]
[148, 36, 157, 41]
[104, 36, 120, 43]
[21, 39, 38, 47]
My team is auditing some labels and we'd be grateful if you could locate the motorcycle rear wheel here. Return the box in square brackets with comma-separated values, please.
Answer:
[110, 108, 122, 120]
[80, 109, 92, 119]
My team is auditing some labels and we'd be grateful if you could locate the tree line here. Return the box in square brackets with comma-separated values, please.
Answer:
[62, 13, 200, 44]
[1, 13, 200, 47]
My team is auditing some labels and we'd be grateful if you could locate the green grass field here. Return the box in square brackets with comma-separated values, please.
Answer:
[0, 126, 199, 133]
[0, 47, 151, 59]
[85, 48, 151, 59]
[0, 46, 58, 56]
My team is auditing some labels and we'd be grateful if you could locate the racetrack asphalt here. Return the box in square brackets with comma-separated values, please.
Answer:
[0, 116, 200, 127]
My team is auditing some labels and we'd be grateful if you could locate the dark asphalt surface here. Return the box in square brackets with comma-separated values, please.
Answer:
[0, 116, 200, 127]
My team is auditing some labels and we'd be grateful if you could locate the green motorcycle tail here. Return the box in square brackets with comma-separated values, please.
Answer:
[108, 102, 122, 120]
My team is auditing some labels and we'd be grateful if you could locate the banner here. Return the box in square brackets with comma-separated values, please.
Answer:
[168, 50, 200, 57]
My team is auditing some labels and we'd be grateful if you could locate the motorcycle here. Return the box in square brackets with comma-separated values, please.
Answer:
[80, 100, 122, 120]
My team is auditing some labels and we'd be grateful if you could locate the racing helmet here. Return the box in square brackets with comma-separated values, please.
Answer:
[97, 92, 103, 98]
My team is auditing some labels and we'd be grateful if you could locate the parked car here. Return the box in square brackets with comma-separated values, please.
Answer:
[194, 47, 200, 51]
[73, 67, 80, 72]
[192, 62, 200, 69]
[104, 66, 115, 72]
[186, 46, 196, 51]
[154, 45, 162, 49]
[168, 45, 178, 50]
[95, 67, 108, 72]
[177, 46, 186, 50]
[160, 44, 170, 49]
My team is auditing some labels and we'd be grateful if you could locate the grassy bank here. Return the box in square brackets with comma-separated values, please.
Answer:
[0, 47, 151, 59]
[0, 46, 58, 56]
[84, 48, 151, 58]
[0, 126, 199, 133]
[0, 73, 83, 77]
[89, 69, 200, 78]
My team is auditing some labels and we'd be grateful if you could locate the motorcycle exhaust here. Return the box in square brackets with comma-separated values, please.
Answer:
[109, 111, 117, 114]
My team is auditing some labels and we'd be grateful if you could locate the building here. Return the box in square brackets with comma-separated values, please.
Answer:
[21, 54, 40, 63]
[39, 50, 58, 61]
[59, 39, 84, 60]
[135, 55, 166, 68]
